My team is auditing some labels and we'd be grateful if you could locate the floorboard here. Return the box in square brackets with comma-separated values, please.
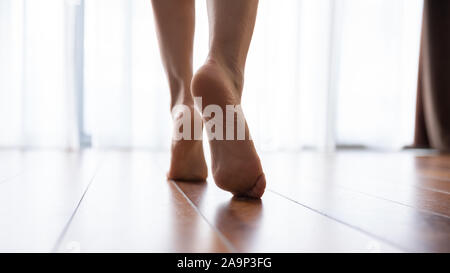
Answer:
[262, 152, 450, 216]
[0, 150, 102, 252]
[174, 180, 401, 252]
[262, 152, 450, 252]
[1, 149, 449, 252]
[55, 151, 230, 252]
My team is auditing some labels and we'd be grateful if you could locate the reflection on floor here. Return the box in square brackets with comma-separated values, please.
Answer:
[0, 149, 449, 252]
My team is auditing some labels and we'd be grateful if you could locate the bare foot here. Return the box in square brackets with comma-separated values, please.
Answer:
[191, 59, 266, 198]
[167, 105, 208, 181]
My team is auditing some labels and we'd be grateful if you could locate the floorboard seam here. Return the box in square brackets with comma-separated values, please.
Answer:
[267, 188, 410, 253]
[302, 175, 450, 219]
[413, 184, 449, 196]
[418, 174, 450, 182]
[171, 181, 238, 253]
[51, 154, 108, 252]
[331, 184, 450, 219]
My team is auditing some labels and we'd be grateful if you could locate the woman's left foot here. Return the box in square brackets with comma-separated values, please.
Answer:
[167, 105, 208, 181]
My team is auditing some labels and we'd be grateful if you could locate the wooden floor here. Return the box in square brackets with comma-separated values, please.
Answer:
[0, 149, 449, 252]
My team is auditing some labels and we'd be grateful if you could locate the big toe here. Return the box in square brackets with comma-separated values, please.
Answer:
[235, 173, 266, 199]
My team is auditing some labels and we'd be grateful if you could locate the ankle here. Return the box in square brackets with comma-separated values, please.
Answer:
[169, 83, 194, 110]
[204, 56, 245, 92]
[171, 96, 194, 110]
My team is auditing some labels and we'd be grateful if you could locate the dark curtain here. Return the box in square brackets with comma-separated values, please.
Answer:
[414, 0, 450, 151]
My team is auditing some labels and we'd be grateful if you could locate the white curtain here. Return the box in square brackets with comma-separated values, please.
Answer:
[0, 0, 79, 148]
[0, 0, 423, 151]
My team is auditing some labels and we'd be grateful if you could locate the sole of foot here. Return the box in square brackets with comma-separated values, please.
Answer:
[191, 59, 266, 198]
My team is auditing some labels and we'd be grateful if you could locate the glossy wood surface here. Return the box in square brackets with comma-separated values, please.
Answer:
[261, 152, 450, 252]
[56, 151, 229, 252]
[0, 150, 103, 252]
[175, 180, 399, 252]
[0, 149, 448, 252]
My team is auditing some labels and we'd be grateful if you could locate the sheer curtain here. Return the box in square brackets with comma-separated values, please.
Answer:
[0, 0, 79, 148]
[0, 0, 423, 151]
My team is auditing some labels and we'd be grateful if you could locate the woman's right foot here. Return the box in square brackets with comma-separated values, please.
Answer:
[191, 59, 266, 198]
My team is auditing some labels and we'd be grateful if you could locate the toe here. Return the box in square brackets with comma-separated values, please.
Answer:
[236, 173, 266, 199]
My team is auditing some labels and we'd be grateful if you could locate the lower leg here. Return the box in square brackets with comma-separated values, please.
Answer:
[192, 0, 265, 198]
[151, 0, 207, 180]
[151, 0, 195, 107]
[206, 0, 258, 95]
